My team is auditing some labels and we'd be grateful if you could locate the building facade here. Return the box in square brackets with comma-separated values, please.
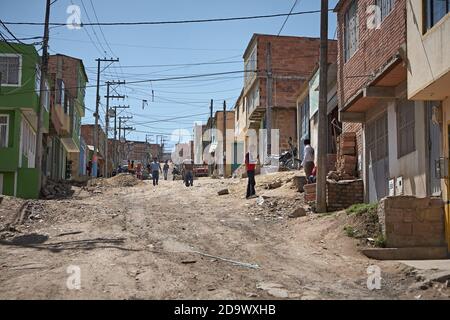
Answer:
[336, 0, 439, 202]
[47, 54, 88, 181]
[239, 34, 337, 166]
[406, 0, 450, 249]
[0, 42, 50, 198]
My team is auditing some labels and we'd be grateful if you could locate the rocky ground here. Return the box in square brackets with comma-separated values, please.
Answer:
[0, 172, 449, 300]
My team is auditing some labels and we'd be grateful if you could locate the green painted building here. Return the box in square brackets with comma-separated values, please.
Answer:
[0, 41, 50, 198]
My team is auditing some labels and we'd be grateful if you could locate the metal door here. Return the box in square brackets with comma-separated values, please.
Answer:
[367, 112, 389, 202]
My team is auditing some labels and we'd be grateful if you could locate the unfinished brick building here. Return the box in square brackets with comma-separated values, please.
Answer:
[240, 34, 337, 162]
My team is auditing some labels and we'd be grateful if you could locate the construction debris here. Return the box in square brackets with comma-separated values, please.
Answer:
[289, 207, 307, 218]
[217, 189, 229, 196]
[266, 181, 282, 190]
[87, 173, 142, 189]
[41, 180, 74, 199]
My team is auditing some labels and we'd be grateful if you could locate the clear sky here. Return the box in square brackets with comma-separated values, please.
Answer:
[1, 0, 338, 151]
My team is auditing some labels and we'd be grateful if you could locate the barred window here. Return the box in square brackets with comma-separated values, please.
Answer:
[0, 115, 9, 148]
[424, 0, 450, 32]
[376, 0, 395, 22]
[344, 0, 359, 62]
[397, 100, 416, 158]
[0, 55, 20, 85]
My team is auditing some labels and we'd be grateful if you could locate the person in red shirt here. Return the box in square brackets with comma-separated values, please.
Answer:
[245, 146, 257, 199]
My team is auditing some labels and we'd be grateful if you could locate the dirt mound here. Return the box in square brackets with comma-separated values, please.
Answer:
[41, 180, 75, 199]
[88, 173, 142, 188]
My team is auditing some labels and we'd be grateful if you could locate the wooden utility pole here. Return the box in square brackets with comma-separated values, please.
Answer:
[223, 100, 226, 177]
[265, 42, 273, 163]
[316, 0, 329, 213]
[104, 81, 125, 177]
[35, 0, 51, 193]
[112, 105, 129, 168]
[92, 58, 119, 178]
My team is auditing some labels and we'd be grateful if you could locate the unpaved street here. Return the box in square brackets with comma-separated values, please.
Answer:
[0, 173, 448, 299]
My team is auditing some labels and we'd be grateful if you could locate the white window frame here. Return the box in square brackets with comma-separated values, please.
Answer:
[43, 80, 50, 112]
[20, 118, 36, 168]
[0, 53, 22, 87]
[0, 114, 9, 148]
[35, 64, 41, 95]
[244, 45, 257, 88]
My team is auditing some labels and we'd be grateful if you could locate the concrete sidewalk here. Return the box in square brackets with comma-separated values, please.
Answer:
[399, 260, 450, 271]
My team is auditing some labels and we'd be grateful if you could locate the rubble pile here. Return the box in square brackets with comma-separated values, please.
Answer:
[250, 196, 310, 222]
[87, 173, 142, 189]
[41, 180, 75, 199]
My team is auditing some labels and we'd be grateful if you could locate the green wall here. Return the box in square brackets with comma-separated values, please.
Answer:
[0, 172, 15, 195]
[0, 110, 20, 172]
[17, 168, 39, 199]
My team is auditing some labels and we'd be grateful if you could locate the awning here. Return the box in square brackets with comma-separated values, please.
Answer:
[61, 137, 80, 153]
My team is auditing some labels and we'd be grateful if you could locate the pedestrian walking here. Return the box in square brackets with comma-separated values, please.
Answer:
[163, 160, 170, 180]
[182, 158, 194, 187]
[301, 139, 315, 178]
[245, 146, 257, 199]
[150, 158, 162, 186]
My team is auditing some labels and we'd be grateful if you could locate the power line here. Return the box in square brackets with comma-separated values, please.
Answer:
[2, 9, 328, 27]
[278, 0, 300, 36]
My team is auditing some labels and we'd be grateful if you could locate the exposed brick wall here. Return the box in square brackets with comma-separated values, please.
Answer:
[254, 35, 338, 111]
[336, 0, 407, 109]
[48, 55, 82, 101]
[326, 179, 364, 211]
[272, 108, 296, 151]
[81, 124, 106, 157]
[342, 122, 363, 177]
[378, 196, 447, 248]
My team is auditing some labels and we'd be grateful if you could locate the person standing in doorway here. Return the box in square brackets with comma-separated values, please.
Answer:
[151, 157, 162, 186]
[302, 139, 315, 179]
[245, 145, 257, 199]
[163, 160, 170, 180]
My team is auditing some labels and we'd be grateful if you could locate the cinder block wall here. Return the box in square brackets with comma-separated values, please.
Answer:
[378, 196, 447, 248]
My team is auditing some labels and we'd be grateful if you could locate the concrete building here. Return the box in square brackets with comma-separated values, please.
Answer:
[406, 0, 450, 248]
[240, 34, 337, 165]
[0, 41, 50, 198]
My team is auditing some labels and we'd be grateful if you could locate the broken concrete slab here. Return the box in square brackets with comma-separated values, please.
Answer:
[266, 181, 282, 190]
[361, 246, 448, 260]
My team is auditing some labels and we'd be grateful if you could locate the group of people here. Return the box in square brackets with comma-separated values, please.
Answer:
[146, 158, 170, 186]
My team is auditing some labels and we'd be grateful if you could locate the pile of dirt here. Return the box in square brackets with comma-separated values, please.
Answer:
[342, 203, 384, 247]
[87, 173, 142, 189]
[41, 180, 75, 199]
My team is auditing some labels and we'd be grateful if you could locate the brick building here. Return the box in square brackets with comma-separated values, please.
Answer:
[117, 140, 161, 165]
[335, 0, 441, 202]
[239, 34, 337, 165]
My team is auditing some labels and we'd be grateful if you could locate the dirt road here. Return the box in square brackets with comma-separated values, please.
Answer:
[0, 173, 448, 299]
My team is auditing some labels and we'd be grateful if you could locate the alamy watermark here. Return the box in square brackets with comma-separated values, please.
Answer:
[367, 265, 382, 290]
[66, 5, 82, 30]
[66, 265, 81, 290]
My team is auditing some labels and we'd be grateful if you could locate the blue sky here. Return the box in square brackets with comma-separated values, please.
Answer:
[1, 0, 338, 150]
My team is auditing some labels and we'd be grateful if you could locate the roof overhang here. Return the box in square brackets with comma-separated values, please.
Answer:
[340, 55, 407, 114]
[61, 137, 80, 153]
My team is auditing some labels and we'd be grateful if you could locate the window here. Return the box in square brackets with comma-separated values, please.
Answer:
[376, 0, 395, 21]
[56, 79, 65, 107]
[397, 100, 416, 158]
[344, 0, 359, 62]
[244, 46, 257, 87]
[424, 0, 450, 31]
[35, 64, 41, 94]
[0, 54, 21, 86]
[0, 115, 9, 148]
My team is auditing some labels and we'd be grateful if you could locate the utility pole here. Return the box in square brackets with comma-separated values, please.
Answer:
[104, 80, 125, 177]
[118, 116, 132, 165]
[112, 105, 129, 168]
[35, 0, 51, 194]
[223, 100, 226, 177]
[265, 42, 273, 165]
[316, 0, 329, 213]
[92, 57, 119, 178]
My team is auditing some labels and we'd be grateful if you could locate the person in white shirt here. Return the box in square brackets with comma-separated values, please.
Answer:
[301, 139, 315, 178]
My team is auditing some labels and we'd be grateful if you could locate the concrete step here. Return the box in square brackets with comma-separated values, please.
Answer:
[361, 246, 449, 260]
